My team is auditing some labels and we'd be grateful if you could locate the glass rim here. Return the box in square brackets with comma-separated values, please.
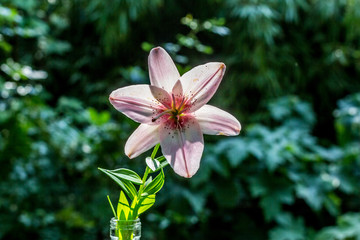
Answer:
[110, 217, 141, 224]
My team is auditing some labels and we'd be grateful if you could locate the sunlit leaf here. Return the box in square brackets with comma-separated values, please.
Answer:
[142, 169, 165, 196]
[146, 157, 160, 172]
[146, 156, 168, 172]
[117, 191, 130, 220]
[98, 168, 137, 200]
[99, 168, 142, 185]
[137, 194, 156, 215]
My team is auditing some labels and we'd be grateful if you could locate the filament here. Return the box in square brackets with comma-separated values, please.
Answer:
[152, 109, 172, 122]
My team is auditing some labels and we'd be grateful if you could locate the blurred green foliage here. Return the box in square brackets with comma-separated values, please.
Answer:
[1, 0, 360, 239]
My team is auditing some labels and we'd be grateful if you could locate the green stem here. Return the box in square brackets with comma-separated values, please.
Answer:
[138, 166, 150, 197]
[151, 144, 160, 159]
[138, 144, 160, 196]
[129, 144, 161, 220]
[107, 195, 117, 218]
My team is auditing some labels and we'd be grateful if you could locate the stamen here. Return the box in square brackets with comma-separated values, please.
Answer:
[178, 97, 188, 115]
[152, 109, 172, 122]
[178, 97, 185, 110]
[171, 94, 176, 111]
[178, 108, 187, 115]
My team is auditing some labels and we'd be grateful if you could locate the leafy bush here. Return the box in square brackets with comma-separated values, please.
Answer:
[1, 0, 360, 239]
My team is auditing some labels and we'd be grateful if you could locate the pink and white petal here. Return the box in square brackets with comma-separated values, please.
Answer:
[194, 105, 241, 136]
[180, 62, 225, 112]
[125, 124, 160, 159]
[172, 79, 183, 98]
[109, 85, 171, 124]
[159, 117, 204, 178]
[148, 47, 180, 92]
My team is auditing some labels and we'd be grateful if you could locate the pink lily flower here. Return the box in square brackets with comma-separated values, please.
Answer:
[109, 47, 241, 178]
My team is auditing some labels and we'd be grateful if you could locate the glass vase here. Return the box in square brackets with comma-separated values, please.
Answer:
[110, 217, 141, 240]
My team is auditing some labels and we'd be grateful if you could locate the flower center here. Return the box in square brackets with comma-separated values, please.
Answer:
[152, 94, 189, 125]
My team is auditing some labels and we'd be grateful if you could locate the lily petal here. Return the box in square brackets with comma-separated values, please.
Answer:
[180, 62, 225, 112]
[159, 117, 204, 178]
[172, 79, 183, 98]
[148, 47, 180, 92]
[125, 124, 160, 158]
[194, 105, 241, 136]
[109, 84, 171, 124]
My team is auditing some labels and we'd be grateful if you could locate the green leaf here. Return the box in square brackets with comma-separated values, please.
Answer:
[215, 139, 248, 168]
[183, 190, 206, 214]
[260, 196, 282, 221]
[144, 176, 152, 188]
[151, 144, 160, 159]
[117, 191, 130, 220]
[141, 42, 154, 52]
[119, 210, 126, 222]
[157, 156, 169, 169]
[146, 156, 169, 172]
[315, 212, 360, 240]
[269, 215, 306, 240]
[87, 108, 110, 126]
[143, 169, 165, 196]
[249, 176, 294, 221]
[98, 168, 137, 200]
[107, 195, 116, 218]
[99, 167, 142, 185]
[295, 179, 324, 211]
[146, 157, 160, 172]
[137, 194, 156, 215]
[121, 179, 138, 200]
[206, 154, 229, 178]
[129, 195, 138, 220]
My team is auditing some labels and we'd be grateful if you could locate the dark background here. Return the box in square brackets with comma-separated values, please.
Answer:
[1, 0, 360, 239]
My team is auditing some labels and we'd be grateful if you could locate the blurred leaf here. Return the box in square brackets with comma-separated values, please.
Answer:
[213, 179, 243, 208]
[39, 37, 71, 55]
[56, 207, 94, 229]
[249, 176, 294, 221]
[315, 212, 360, 240]
[268, 95, 315, 127]
[0, 36, 12, 53]
[215, 138, 248, 167]
[119, 66, 147, 84]
[1, 59, 47, 81]
[183, 190, 206, 214]
[295, 176, 326, 211]
[141, 42, 154, 52]
[334, 93, 360, 145]
[205, 154, 229, 178]
[87, 108, 110, 126]
[0, 5, 22, 23]
[269, 215, 306, 240]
